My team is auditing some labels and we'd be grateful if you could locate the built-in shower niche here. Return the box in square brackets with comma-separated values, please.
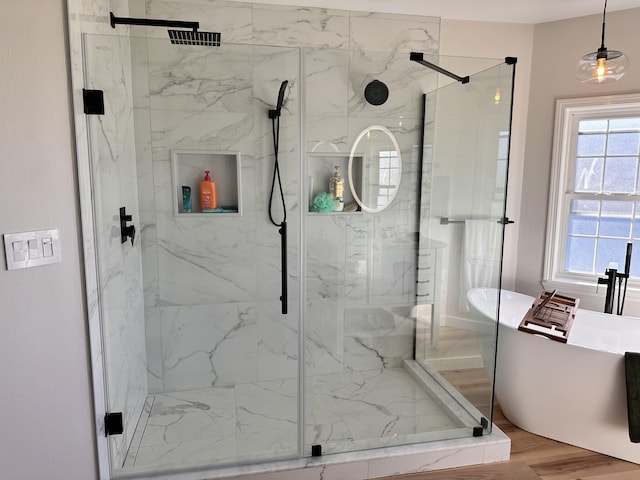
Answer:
[171, 149, 242, 216]
[307, 152, 363, 213]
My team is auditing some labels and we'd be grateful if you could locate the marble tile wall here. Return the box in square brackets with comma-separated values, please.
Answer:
[132, 0, 440, 392]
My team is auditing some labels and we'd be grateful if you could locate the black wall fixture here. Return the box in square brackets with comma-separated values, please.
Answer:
[119, 207, 135, 246]
[110, 12, 221, 46]
[410, 52, 470, 84]
[364, 79, 389, 106]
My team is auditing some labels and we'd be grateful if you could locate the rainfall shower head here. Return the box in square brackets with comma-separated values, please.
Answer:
[110, 12, 221, 47]
[168, 30, 221, 46]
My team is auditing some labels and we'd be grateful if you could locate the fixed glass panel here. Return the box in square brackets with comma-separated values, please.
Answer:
[303, 48, 474, 457]
[416, 60, 515, 429]
[84, 34, 300, 476]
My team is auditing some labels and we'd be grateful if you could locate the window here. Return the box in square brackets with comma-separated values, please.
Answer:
[376, 150, 400, 209]
[545, 94, 640, 289]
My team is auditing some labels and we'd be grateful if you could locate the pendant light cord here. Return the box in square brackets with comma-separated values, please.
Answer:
[600, 0, 607, 49]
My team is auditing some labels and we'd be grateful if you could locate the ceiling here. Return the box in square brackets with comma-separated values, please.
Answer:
[246, 0, 640, 23]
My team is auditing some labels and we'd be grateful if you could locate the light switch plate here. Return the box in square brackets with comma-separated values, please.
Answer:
[3, 229, 61, 270]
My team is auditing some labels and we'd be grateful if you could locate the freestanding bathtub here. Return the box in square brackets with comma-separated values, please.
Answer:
[467, 287, 640, 464]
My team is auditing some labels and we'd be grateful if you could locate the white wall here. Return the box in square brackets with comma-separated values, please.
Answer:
[516, 8, 640, 311]
[0, 1, 98, 480]
[439, 19, 534, 290]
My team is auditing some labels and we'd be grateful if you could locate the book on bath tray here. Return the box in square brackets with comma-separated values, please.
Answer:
[518, 289, 579, 343]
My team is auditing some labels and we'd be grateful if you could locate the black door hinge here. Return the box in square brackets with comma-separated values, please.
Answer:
[105, 412, 123, 436]
[83, 89, 105, 115]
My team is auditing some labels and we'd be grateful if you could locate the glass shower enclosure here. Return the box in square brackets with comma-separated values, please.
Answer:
[81, 32, 515, 478]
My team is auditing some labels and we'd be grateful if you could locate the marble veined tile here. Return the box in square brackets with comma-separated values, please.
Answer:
[350, 14, 439, 54]
[134, 435, 237, 468]
[235, 378, 298, 456]
[161, 302, 258, 390]
[305, 298, 345, 377]
[252, 6, 349, 49]
[149, 110, 256, 156]
[303, 48, 349, 117]
[155, 212, 259, 305]
[146, 40, 253, 113]
[306, 368, 459, 448]
[256, 302, 299, 382]
[141, 387, 236, 446]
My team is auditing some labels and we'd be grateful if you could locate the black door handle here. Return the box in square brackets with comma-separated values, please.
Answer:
[120, 206, 136, 245]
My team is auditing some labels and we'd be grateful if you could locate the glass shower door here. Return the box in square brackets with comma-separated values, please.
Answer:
[83, 33, 301, 476]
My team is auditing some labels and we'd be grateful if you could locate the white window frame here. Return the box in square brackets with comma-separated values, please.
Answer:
[544, 93, 640, 295]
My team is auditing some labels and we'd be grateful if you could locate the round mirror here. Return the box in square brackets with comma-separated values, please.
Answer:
[348, 125, 402, 213]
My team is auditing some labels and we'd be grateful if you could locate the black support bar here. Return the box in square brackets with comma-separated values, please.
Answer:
[410, 52, 470, 84]
[280, 221, 287, 315]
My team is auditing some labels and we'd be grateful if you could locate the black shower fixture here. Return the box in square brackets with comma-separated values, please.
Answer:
[110, 12, 221, 46]
[410, 52, 469, 84]
[269, 80, 289, 119]
[364, 80, 389, 106]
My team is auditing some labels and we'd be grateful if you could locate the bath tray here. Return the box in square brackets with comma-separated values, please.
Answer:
[518, 290, 579, 343]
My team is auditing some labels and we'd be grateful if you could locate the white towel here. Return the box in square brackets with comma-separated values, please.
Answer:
[459, 219, 501, 311]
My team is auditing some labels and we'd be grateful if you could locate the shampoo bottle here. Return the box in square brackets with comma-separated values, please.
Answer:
[200, 170, 217, 211]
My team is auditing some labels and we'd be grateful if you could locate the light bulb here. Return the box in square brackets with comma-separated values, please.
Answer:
[494, 88, 501, 105]
[596, 57, 606, 82]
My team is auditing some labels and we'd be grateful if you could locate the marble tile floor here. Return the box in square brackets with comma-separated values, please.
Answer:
[122, 367, 471, 473]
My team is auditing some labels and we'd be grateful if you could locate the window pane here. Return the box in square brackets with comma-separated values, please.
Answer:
[569, 214, 598, 235]
[603, 157, 637, 193]
[577, 133, 606, 156]
[579, 119, 608, 133]
[569, 199, 599, 235]
[609, 117, 640, 131]
[600, 217, 632, 238]
[566, 236, 595, 273]
[574, 157, 603, 192]
[600, 200, 633, 238]
[379, 169, 390, 185]
[379, 157, 389, 168]
[601, 200, 633, 216]
[573, 199, 600, 214]
[606, 132, 640, 155]
[596, 238, 630, 274]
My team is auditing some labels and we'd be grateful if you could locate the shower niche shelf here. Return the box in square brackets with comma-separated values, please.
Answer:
[307, 152, 363, 214]
[171, 149, 242, 217]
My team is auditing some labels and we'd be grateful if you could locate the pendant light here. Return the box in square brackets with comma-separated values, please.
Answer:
[576, 0, 629, 84]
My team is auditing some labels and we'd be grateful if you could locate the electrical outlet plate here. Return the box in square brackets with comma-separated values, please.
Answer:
[3, 229, 61, 270]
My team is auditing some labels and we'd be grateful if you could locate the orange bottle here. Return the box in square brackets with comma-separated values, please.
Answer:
[200, 170, 217, 211]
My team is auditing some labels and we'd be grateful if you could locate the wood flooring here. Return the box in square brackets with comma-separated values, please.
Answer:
[380, 364, 640, 480]
[382, 325, 640, 479]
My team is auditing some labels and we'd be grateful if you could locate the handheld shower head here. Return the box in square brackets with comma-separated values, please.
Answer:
[277, 80, 288, 113]
[268, 80, 289, 119]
